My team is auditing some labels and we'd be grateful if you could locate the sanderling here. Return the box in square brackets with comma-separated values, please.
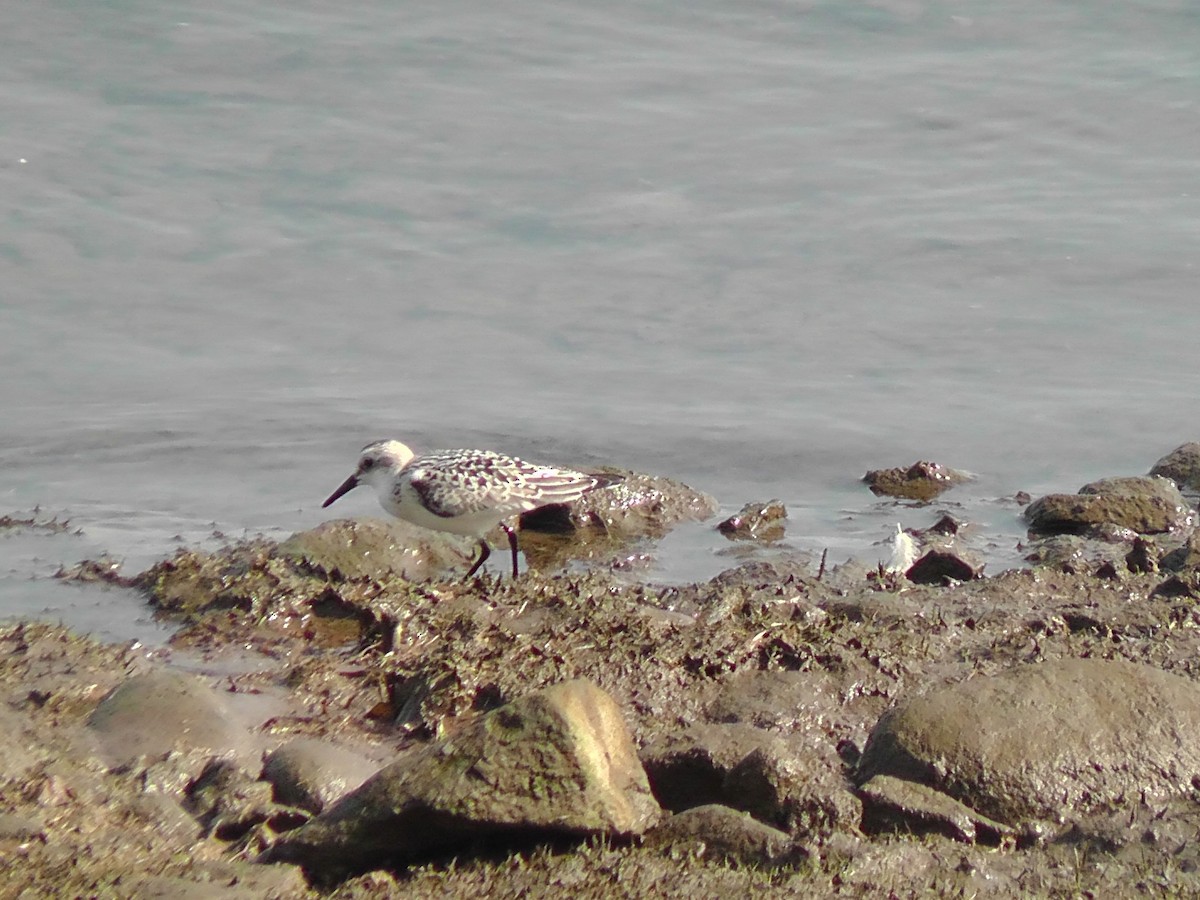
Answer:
[322, 439, 623, 578]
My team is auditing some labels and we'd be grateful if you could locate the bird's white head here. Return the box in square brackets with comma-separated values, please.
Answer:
[322, 440, 416, 508]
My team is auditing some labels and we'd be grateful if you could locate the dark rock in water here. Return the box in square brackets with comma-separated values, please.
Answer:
[531, 469, 718, 538]
[858, 775, 1013, 845]
[644, 804, 802, 869]
[863, 461, 969, 501]
[925, 514, 962, 536]
[716, 500, 787, 542]
[263, 679, 660, 879]
[856, 658, 1200, 828]
[518, 470, 716, 572]
[1149, 442, 1200, 494]
[261, 738, 380, 814]
[905, 549, 982, 584]
[1025, 475, 1192, 536]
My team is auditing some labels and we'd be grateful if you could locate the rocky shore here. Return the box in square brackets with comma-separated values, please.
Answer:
[5, 444, 1200, 897]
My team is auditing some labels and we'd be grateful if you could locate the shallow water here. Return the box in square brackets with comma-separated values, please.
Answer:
[3, 0, 1199, 638]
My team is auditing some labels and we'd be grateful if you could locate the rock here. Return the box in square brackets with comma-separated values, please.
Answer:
[517, 471, 717, 573]
[859, 774, 1013, 845]
[278, 518, 465, 582]
[87, 670, 255, 768]
[905, 549, 982, 584]
[725, 745, 861, 837]
[716, 501, 787, 542]
[1025, 475, 1192, 536]
[1022, 534, 1127, 573]
[640, 722, 860, 839]
[1152, 573, 1200, 598]
[127, 860, 308, 900]
[1125, 536, 1159, 574]
[0, 812, 44, 841]
[0, 706, 41, 782]
[263, 680, 660, 878]
[261, 738, 380, 814]
[1160, 531, 1200, 573]
[863, 461, 970, 501]
[705, 670, 837, 731]
[644, 804, 801, 868]
[641, 723, 785, 813]
[925, 514, 962, 536]
[856, 658, 1200, 827]
[522, 469, 718, 539]
[1149, 442, 1200, 494]
[184, 758, 278, 840]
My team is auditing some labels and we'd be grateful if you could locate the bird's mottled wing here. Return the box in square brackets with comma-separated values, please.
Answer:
[408, 450, 610, 518]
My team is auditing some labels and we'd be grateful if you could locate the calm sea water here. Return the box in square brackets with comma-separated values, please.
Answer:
[3, 0, 1199, 642]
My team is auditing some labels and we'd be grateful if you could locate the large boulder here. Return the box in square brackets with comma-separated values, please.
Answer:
[1025, 475, 1192, 536]
[856, 658, 1200, 828]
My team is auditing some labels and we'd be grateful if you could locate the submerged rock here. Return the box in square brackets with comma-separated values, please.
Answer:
[716, 500, 787, 542]
[856, 658, 1200, 829]
[863, 461, 970, 501]
[264, 679, 660, 879]
[527, 469, 718, 538]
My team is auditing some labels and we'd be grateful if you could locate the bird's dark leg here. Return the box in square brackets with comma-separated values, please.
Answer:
[501, 523, 520, 578]
[465, 539, 491, 579]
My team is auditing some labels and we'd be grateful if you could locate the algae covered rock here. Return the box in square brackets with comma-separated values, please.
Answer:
[863, 461, 970, 501]
[522, 468, 718, 539]
[716, 500, 787, 542]
[264, 679, 660, 879]
[1025, 475, 1192, 536]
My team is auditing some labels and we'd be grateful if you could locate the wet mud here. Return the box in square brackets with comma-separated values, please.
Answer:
[5, 445, 1200, 897]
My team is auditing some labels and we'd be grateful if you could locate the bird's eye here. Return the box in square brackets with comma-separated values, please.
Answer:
[360, 458, 375, 471]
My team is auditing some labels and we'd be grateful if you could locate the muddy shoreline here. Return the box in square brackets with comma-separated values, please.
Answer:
[4, 446, 1200, 897]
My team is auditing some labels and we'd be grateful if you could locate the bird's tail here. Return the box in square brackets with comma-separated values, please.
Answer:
[590, 471, 625, 491]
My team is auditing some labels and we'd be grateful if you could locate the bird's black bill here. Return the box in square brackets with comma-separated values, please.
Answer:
[322, 474, 360, 508]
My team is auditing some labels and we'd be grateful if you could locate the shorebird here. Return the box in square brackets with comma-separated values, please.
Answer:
[322, 440, 623, 578]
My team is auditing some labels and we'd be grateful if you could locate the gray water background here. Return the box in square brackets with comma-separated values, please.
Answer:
[3, 0, 1199, 644]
